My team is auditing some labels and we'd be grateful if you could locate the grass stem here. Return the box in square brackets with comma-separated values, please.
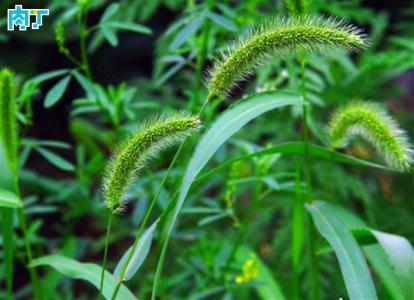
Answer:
[111, 101, 210, 300]
[78, 11, 92, 80]
[292, 154, 304, 300]
[300, 54, 319, 300]
[99, 212, 113, 299]
[17, 207, 41, 300]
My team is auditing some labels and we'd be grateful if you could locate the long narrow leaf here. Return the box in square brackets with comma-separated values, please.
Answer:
[321, 204, 407, 300]
[31, 255, 136, 300]
[306, 201, 378, 300]
[153, 90, 299, 298]
[114, 220, 158, 281]
[196, 141, 389, 183]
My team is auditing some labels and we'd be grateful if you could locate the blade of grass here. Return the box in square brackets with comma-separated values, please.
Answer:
[152, 90, 300, 299]
[306, 201, 378, 300]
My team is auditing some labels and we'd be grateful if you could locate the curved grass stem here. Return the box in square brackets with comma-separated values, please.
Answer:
[110, 101, 209, 300]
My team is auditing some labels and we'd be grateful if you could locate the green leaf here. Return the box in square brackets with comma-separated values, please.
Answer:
[36, 148, 75, 171]
[31, 255, 136, 300]
[100, 3, 120, 22]
[235, 246, 286, 300]
[196, 141, 389, 183]
[319, 205, 406, 300]
[100, 25, 118, 46]
[114, 220, 158, 281]
[306, 201, 378, 300]
[364, 245, 405, 300]
[22, 139, 71, 149]
[0, 188, 21, 208]
[44, 76, 71, 108]
[31, 69, 70, 84]
[353, 228, 414, 300]
[72, 70, 98, 98]
[170, 17, 203, 50]
[105, 21, 152, 34]
[205, 11, 237, 31]
[154, 90, 299, 297]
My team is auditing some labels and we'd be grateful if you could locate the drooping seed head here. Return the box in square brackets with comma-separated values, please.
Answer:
[207, 16, 367, 99]
[0, 68, 18, 173]
[285, 0, 309, 16]
[103, 113, 201, 213]
[327, 101, 413, 172]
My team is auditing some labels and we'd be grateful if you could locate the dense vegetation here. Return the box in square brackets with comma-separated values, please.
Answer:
[1, 0, 414, 299]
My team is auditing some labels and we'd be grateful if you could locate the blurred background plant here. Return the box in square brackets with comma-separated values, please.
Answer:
[0, 0, 413, 299]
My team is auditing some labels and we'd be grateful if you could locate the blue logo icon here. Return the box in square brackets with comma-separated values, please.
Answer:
[7, 5, 49, 31]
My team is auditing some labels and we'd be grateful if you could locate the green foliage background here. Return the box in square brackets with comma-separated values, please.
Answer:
[0, 0, 413, 299]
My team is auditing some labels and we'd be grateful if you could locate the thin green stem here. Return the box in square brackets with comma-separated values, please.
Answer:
[110, 141, 186, 300]
[308, 219, 320, 300]
[292, 154, 303, 300]
[111, 101, 210, 300]
[77, 11, 92, 80]
[99, 212, 113, 299]
[17, 207, 41, 300]
[300, 55, 319, 300]
[189, 0, 215, 112]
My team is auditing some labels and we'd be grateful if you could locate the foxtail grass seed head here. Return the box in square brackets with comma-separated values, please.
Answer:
[103, 113, 201, 213]
[207, 16, 367, 98]
[328, 101, 413, 172]
[0, 68, 18, 173]
[285, 0, 309, 16]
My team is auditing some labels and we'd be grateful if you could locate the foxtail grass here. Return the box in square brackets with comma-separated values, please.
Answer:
[0, 68, 41, 299]
[328, 101, 413, 172]
[99, 113, 200, 299]
[207, 16, 367, 98]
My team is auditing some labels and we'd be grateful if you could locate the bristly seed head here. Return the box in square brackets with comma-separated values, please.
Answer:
[0, 68, 18, 173]
[207, 16, 368, 99]
[327, 101, 413, 172]
[102, 113, 201, 214]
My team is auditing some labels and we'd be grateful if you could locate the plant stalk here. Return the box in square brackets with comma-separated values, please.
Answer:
[292, 154, 304, 300]
[99, 212, 113, 299]
[17, 207, 41, 300]
[77, 10, 92, 80]
[300, 55, 319, 300]
[111, 101, 210, 300]
[189, 0, 215, 112]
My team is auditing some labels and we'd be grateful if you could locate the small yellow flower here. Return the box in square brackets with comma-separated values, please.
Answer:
[235, 254, 259, 284]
